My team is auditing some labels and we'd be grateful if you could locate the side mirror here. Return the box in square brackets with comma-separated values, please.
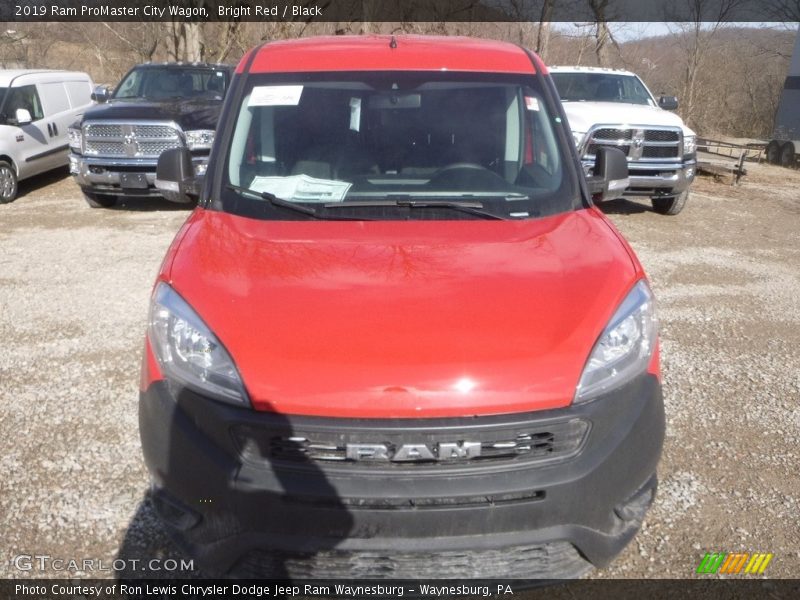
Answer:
[586, 147, 629, 202]
[156, 147, 201, 202]
[658, 95, 678, 110]
[90, 85, 111, 103]
[14, 108, 32, 125]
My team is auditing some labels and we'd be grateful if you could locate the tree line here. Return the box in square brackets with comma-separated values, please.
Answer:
[0, 19, 795, 139]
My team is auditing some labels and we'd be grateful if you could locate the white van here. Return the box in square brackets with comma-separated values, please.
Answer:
[0, 70, 94, 203]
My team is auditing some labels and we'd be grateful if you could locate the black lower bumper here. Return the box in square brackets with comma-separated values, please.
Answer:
[139, 375, 664, 578]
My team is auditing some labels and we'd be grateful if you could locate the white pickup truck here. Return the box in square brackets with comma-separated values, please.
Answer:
[551, 66, 696, 215]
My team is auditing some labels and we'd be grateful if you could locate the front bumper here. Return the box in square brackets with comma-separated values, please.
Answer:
[139, 374, 664, 578]
[69, 153, 205, 201]
[582, 158, 696, 198]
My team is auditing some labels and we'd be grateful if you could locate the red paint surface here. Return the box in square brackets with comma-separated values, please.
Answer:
[242, 36, 538, 75]
[139, 336, 163, 391]
[161, 209, 641, 418]
[648, 340, 662, 380]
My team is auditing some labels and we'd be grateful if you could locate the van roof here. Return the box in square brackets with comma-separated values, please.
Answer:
[243, 35, 541, 75]
[0, 69, 91, 87]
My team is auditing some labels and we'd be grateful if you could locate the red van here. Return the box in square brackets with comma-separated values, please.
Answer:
[141, 35, 664, 579]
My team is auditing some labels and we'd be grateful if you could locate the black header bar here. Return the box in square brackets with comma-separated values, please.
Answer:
[2, 0, 799, 23]
[2, 579, 800, 600]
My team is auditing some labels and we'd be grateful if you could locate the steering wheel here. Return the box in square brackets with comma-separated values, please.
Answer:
[433, 162, 490, 174]
[429, 162, 509, 189]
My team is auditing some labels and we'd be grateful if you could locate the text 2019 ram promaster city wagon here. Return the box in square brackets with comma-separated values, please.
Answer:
[140, 36, 665, 579]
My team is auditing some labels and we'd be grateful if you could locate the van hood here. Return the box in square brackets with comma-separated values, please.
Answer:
[561, 101, 695, 137]
[166, 209, 640, 418]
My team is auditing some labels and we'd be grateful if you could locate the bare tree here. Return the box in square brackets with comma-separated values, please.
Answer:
[667, 0, 745, 130]
[765, 0, 800, 20]
[0, 29, 28, 68]
[587, 0, 622, 67]
[535, 1, 555, 59]
[97, 23, 160, 63]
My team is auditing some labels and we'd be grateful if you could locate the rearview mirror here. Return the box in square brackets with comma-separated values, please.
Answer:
[658, 95, 678, 110]
[368, 93, 421, 110]
[586, 147, 629, 202]
[14, 108, 32, 125]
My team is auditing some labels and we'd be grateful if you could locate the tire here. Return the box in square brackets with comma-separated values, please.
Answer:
[780, 142, 796, 168]
[83, 190, 117, 208]
[651, 190, 688, 215]
[0, 161, 19, 204]
[766, 140, 781, 164]
[162, 190, 192, 204]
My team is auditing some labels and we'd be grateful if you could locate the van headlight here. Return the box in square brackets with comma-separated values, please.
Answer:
[148, 282, 249, 406]
[184, 129, 215, 151]
[574, 280, 658, 403]
[68, 127, 83, 152]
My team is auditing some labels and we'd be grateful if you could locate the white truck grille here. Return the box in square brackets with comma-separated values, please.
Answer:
[585, 126, 682, 161]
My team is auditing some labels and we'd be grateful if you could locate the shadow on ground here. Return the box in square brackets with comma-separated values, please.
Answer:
[110, 197, 194, 212]
[15, 166, 71, 199]
[598, 198, 652, 215]
[117, 389, 353, 580]
[115, 491, 207, 579]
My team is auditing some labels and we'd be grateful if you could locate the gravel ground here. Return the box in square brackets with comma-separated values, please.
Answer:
[1, 163, 798, 580]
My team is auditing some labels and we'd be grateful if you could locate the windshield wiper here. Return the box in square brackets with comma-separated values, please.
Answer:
[323, 198, 507, 220]
[227, 184, 323, 218]
[226, 184, 374, 220]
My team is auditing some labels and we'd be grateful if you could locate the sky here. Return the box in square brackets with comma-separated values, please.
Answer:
[554, 21, 799, 42]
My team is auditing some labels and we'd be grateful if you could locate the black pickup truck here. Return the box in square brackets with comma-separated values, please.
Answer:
[68, 62, 232, 208]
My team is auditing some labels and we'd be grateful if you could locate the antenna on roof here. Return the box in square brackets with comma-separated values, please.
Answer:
[389, 36, 397, 49]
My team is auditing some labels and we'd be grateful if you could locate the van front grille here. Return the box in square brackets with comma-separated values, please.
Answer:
[232, 418, 589, 468]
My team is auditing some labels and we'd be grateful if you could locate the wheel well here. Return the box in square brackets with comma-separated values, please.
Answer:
[0, 155, 17, 174]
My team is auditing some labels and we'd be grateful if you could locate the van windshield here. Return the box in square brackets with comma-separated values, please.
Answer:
[221, 72, 580, 220]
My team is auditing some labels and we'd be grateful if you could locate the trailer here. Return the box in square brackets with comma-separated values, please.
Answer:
[766, 26, 800, 167]
[696, 138, 764, 184]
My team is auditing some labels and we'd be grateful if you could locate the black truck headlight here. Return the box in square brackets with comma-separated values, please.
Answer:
[185, 130, 215, 151]
[68, 127, 83, 152]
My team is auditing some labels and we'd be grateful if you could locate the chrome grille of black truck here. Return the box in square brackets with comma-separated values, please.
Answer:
[82, 121, 182, 159]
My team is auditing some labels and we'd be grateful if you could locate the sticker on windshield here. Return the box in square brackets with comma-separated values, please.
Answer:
[248, 85, 303, 107]
[525, 96, 540, 111]
[250, 174, 352, 203]
[349, 97, 362, 132]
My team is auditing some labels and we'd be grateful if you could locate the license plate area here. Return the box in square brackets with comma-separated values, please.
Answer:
[120, 173, 148, 189]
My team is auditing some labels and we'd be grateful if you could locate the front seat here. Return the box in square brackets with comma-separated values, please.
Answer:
[153, 73, 180, 99]
[595, 80, 619, 101]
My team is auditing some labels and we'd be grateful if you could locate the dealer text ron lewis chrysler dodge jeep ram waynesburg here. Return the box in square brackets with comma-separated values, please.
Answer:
[140, 35, 665, 579]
